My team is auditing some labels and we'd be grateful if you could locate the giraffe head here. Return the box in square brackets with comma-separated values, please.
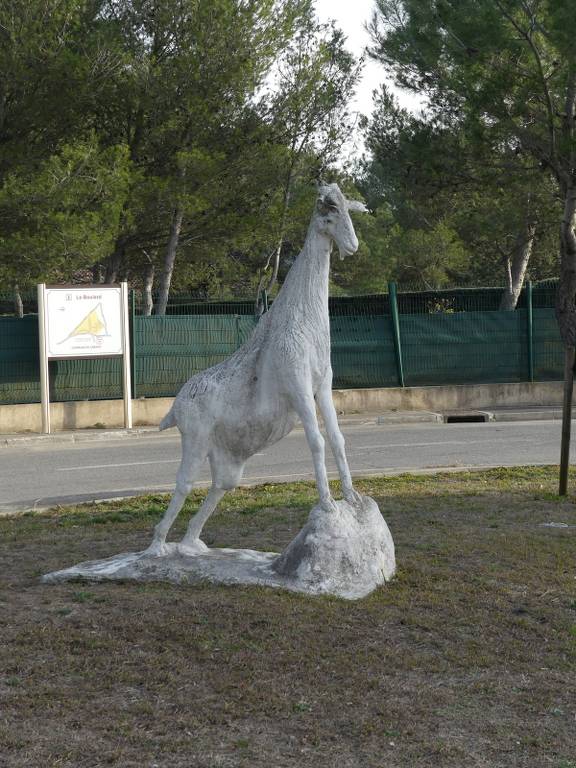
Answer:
[315, 183, 369, 260]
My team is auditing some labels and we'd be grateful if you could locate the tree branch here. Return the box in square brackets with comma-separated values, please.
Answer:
[494, 0, 559, 174]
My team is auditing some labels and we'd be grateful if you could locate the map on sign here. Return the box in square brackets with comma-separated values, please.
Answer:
[45, 287, 123, 358]
[59, 302, 109, 344]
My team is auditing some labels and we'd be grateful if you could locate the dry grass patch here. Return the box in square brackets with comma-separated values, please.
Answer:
[1, 466, 575, 767]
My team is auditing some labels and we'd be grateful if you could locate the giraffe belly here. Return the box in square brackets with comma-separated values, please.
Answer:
[211, 406, 299, 459]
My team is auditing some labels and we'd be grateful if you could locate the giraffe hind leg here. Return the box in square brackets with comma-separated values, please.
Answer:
[180, 451, 245, 551]
[145, 433, 206, 556]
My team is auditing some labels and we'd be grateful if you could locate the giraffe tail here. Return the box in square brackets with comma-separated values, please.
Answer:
[159, 406, 177, 431]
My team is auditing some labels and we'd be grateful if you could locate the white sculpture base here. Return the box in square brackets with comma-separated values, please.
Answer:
[42, 496, 395, 600]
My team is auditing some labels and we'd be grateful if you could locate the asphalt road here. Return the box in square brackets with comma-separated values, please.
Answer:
[0, 418, 571, 514]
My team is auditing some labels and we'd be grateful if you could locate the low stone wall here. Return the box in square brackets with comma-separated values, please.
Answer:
[331, 381, 563, 414]
[0, 381, 563, 434]
[0, 398, 173, 434]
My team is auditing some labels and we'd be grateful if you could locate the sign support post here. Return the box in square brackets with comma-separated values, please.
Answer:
[37, 283, 51, 434]
[121, 282, 133, 429]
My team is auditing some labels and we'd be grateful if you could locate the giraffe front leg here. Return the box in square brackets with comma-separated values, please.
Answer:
[290, 385, 338, 514]
[144, 433, 205, 557]
[179, 453, 245, 553]
[179, 486, 225, 555]
[316, 370, 362, 507]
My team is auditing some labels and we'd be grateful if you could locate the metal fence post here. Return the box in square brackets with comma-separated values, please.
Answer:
[235, 314, 241, 348]
[388, 281, 405, 387]
[526, 280, 534, 382]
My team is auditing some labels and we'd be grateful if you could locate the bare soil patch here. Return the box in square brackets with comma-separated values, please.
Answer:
[1, 467, 575, 768]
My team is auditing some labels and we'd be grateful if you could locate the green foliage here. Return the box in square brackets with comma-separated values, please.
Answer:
[0, 138, 131, 285]
[360, 0, 576, 293]
[0, 0, 362, 300]
[96, 0, 363, 305]
[387, 220, 468, 288]
[0, 0, 86, 165]
[359, 81, 559, 289]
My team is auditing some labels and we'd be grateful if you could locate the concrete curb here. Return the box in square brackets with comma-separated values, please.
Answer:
[377, 411, 443, 424]
[1, 427, 157, 447]
[2, 416, 383, 446]
[491, 409, 563, 422]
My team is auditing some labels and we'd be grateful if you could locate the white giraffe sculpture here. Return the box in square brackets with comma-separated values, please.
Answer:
[147, 183, 368, 556]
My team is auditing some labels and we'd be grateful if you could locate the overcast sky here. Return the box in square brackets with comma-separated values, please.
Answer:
[314, 0, 423, 145]
[314, 0, 382, 117]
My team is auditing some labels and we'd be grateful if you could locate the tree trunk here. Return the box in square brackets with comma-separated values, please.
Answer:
[559, 346, 575, 496]
[155, 206, 184, 316]
[556, 184, 576, 495]
[266, 176, 293, 295]
[255, 163, 296, 313]
[13, 284, 23, 318]
[105, 237, 126, 284]
[499, 220, 536, 310]
[91, 263, 105, 283]
[143, 262, 155, 316]
[556, 186, 576, 345]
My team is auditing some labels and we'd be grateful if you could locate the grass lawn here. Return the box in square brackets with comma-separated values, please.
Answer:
[1, 466, 575, 768]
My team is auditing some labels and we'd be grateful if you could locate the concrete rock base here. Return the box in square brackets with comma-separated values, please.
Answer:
[42, 496, 395, 600]
[272, 495, 395, 598]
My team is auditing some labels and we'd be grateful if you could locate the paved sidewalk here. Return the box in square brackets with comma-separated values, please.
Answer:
[0, 405, 566, 447]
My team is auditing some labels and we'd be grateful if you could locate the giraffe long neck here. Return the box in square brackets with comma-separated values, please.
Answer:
[270, 221, 332, 322]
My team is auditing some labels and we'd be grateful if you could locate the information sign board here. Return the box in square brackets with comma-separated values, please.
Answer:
[37, 283, 132, 433]
[45, 286, 123, 358]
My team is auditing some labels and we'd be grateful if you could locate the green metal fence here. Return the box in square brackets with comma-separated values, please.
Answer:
[0, 315, 39, 404]
[401, 310, 530, 386]
[0, 282, 564, 405]
[0, 314, 123, 404]
[133, 314, 258, 398]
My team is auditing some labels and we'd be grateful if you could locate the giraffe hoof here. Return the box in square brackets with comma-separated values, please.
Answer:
[178, 538, 209, 556]
[344, 489, 363, 507]
[320, 496, 339, 514]
[143, 540, 171, 557]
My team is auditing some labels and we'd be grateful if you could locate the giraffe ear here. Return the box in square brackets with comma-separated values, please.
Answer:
[347, 199, 369, 213]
